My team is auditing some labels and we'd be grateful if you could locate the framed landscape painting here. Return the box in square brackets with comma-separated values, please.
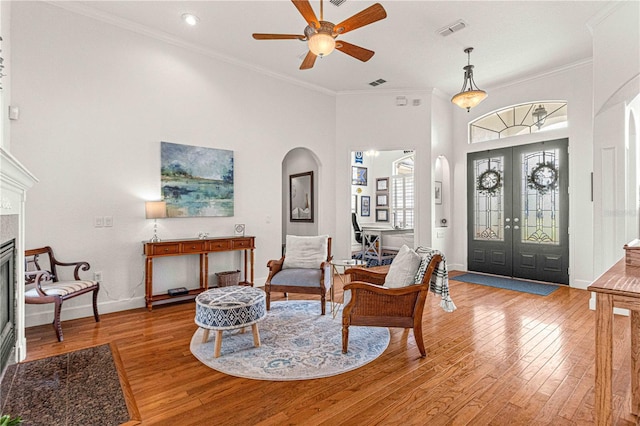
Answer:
[161, 142, 234, 217]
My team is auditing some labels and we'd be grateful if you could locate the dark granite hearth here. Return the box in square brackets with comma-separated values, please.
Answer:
[0, 344, 139, 425]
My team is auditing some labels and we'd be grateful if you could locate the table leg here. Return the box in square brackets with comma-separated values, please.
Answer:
[594, 293, 614, 426]
[252, 323, 260, 347]
[201, 328, 210, 343]
[631, 310, 640, 415]
[214, 330, 223, 358]
[145, 257, 153, 311]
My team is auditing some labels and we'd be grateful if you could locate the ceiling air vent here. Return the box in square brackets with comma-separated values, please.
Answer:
[369, 78, 387, 87]
[437, 19, 467, 37]
[330, 0, 346, 6]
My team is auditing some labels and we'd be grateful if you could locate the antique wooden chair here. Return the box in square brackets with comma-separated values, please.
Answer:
[24, 246, 100, 341]
[342, 252, 442, 357]
[265, 235, 332, 315]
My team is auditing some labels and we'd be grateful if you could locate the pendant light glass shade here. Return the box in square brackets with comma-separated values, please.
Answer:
[451, 48, 487, 112]
[308, 32, 335, 57]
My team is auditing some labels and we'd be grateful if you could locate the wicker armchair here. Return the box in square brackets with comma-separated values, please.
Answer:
[342, 253, 442, 357]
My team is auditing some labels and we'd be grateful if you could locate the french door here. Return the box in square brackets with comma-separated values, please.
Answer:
[467, 139, 569, 284]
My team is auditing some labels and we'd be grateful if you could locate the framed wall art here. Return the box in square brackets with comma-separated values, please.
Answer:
[376, 193, 388, 207]
[435, 181, 443, 205]
[352, 166, 367, 186]
[161, 141, 234, 217]
[376, 177, 389, 192]
[376, 209, 389, 222]
[290, 171, 314, 222]
[361, 196, 371, 217]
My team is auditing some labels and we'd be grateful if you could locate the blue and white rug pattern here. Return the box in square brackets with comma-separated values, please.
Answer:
[190, 300, 390, 381]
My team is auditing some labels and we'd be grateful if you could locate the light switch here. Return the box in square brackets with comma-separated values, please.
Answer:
[104, 216, 113, 227]
[94, 216, 104, 227]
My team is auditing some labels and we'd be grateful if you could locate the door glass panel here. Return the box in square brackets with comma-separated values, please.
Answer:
[521, 148, 560, 245]
[473, 156, 504, 241]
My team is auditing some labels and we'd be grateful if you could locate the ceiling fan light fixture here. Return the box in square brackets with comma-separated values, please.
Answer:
[451, 47, 487, 112]
[308, 32, 336, 57]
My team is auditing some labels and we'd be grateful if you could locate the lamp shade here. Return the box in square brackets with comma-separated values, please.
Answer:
[308, 32, 335, 57]
[145, 201, 167, 219]
[451, 89, 488, 111]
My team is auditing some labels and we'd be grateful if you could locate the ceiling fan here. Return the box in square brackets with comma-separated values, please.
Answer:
[252, 0, 387, 70]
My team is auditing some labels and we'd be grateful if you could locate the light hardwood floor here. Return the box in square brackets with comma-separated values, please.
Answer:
[23, 274, 637, 425]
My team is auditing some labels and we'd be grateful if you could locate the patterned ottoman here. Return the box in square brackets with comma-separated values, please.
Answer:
[195, 286, 267, 358]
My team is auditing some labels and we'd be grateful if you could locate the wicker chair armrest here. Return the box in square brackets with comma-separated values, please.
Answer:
[344, 281, 426, 296]
[25, 270, 53, 297]
[345, 267, 387, 286]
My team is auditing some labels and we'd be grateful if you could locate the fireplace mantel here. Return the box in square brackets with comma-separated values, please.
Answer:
[1, 147, 38, 362]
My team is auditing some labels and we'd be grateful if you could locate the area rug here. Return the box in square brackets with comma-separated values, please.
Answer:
[454, 273, 559, 296]
[0, 343, 140, 425]
[190, 300, 390, 381]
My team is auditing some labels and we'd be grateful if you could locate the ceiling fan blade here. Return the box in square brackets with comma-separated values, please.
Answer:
[335, 41, 375, 62]
[334, 3, 387, 35]
[300, 51, 317, 70]
[292, 0, 319, 28]
[253, 33, 305, 40]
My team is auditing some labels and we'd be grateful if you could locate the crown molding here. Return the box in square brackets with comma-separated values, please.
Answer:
[45, 1, 337, 97]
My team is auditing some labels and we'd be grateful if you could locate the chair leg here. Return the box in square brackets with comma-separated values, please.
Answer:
[342, 323, 349, 354]
[265, 288, 271, 311]
[321, 291, 326, 315]
[92, 287, 100, 322]
[413, 323, 426, 358]
[53, 298, 63, 342]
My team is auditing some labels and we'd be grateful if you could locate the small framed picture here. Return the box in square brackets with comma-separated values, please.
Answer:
[352, 166, 367, 186]
[376, 209, 389, 222]
[376, 194, 388, 207]
[361, 196, 370, 217]
[376, 177, 389, 192]
[435, 181, 443, 205]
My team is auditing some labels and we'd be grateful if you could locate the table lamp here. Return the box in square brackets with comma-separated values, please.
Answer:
[145, 201, 166, 242]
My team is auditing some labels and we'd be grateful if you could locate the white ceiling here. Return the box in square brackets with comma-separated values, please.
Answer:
[64, 0, 616, 96]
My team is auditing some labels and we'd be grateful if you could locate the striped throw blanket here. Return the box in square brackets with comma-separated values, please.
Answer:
[414, 247, 457, 312]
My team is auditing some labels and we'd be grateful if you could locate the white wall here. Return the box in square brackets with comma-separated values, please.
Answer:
[451, 63, 595, 288]
[590, 1, 640, 277]
[336, 91, 432, 261]
[10, 2, 336, 325]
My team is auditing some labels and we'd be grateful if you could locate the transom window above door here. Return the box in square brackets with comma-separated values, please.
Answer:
[470, 101, 568, 144]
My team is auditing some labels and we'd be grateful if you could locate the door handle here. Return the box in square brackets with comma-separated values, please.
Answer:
[514, 225, 520, 230]
[505, 225, 511, 229]
[514, 218, 520, 223]
[505, 218, 511, 222]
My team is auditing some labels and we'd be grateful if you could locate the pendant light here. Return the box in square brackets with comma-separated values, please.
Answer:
[451, 47, 487, 112]
[532, 104, 548, 129]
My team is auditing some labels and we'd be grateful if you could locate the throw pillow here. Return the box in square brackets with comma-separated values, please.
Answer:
[282, 235, 329, 269]
[384, 245, 422, 288]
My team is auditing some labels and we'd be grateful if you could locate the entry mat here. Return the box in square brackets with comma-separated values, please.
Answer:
[454, 273, 560, 296]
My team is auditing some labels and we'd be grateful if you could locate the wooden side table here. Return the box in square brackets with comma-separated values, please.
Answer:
[587, 259, 640, 425]
[142, 236, 255, 311]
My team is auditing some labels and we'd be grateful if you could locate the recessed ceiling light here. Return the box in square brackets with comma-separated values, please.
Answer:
[182, 13, 199, 26]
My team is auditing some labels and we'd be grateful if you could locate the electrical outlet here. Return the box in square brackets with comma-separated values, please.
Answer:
[104, 216, 113, 227]
[94, 271, 103, 282]
[94, 216, 104, 227]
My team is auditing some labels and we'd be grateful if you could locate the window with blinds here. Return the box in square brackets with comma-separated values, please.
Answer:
[391, 175, 414, 228]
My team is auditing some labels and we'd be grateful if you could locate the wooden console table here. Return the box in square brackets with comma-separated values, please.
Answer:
[143, 236, 255, 311]
[588, 259, 640, 425]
